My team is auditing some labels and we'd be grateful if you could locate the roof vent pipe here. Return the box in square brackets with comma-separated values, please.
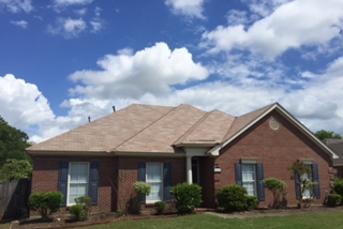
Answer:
[112, 106, 116, 112]
[88, 116, 91, 123]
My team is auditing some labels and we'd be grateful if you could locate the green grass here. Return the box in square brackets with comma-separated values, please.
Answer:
[82, 211, 343, 229]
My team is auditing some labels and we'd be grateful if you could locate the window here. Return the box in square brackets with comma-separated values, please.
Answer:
[301, 164, 313, 199]
[67, 162, 89, 206]
[146, 163, 163, 203]
[241, 163, 257, 197]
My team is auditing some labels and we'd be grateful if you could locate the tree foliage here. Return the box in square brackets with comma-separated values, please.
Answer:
[315, 130, 342, 141]
[0, 159, 32, 181]
[0, 116, 30, 164]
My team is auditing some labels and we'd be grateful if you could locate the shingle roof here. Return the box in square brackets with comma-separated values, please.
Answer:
[27, 103, 277, 154]
[326, 139, 343, 165]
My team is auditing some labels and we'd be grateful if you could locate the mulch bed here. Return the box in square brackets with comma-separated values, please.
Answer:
[10, 212, 180, 229]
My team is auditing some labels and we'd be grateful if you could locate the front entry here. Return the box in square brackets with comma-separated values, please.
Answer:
[192, 158, 200, 184]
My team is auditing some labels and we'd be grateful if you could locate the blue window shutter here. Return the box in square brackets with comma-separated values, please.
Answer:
[311, 163, 320, 199]
[235, 163, 242, 186]
[137, 162, 146, 203]
[295, 172, 301, 200]
[58, 161, 68, 206]
[88, 161, 99, 205]
[163, 163, 172, 201]
[256, 163, 265, 201]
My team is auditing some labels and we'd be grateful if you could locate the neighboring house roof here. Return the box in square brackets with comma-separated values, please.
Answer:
[326, 139, 343, 166]
[27, 102, 338, 160]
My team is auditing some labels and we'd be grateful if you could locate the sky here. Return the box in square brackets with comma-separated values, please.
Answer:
[1, 0, 343, 142]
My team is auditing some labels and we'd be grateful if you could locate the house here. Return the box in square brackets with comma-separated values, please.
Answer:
[27, 103, 338, 212]
[326, 139, 343, 177]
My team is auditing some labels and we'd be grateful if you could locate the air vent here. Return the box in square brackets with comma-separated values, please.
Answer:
[269, 117, 280, 131]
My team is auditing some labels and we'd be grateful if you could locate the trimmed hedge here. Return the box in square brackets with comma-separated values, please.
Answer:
[29, 192, 63, 218]
[172, 183, 202, 215]
[327, 194, 342, 207]
[216, 185, 249, 212]
[155, 201, 166, 215]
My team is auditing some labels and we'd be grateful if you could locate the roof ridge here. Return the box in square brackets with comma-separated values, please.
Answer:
[221, 116, 238, 142]
[112, 105, 179, 151]
[172, 110, 213, 146]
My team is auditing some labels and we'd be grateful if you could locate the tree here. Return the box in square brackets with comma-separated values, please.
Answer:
[0, 159, 32, 181]
[315, 130, 342, 141]
[0, 116, 30, 165]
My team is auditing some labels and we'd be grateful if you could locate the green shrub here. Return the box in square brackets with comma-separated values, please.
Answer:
[155, 201, 166, 215]
[134, 181, 151, 196]
[29, 192, 63, 218]
[172, 183, 202, 215]
[247, 196, 258, 210]
[69, 196, 92, 221]
[333, 179, 343, 197]
[264, 177, 287, 208]
[69, 204, 87, 221]
[216, 185, 248, 212]
[327, 194, 342, 207]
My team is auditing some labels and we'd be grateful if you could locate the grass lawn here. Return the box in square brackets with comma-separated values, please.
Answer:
[0, 223, 9, 229]
[81, 211, 343, 229]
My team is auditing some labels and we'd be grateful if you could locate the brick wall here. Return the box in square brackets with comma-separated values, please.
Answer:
[31, 156, 117, 213]
[214, 111, 333, 207]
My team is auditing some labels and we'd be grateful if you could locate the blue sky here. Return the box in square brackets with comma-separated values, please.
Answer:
[1, 0, 343, 142]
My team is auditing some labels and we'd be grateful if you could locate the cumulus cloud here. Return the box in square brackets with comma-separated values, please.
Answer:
[0, 0, 33, 13]
[0, 74, 56, 139]
[4, 43, 343, 142]
[202, 0, 343, 59]
[69, 42, 209, 99]
[165, 0, 205, 19]
[48, 17, 87, 38]
[10, 20, 28, 29]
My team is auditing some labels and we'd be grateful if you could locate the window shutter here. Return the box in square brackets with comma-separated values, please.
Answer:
[256, 163, 265, 201]
[58, 161, 69, 206]
[235, 163, 242, 186]
[295, 172, 301, 200]
[163, 163, 172, 201]
[311, 163, 320, 199]
[88, 161, 99, 205]
[137, 162, 146, 203]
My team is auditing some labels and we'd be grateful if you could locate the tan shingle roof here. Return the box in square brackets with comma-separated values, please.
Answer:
[27, 103, 276, 154]
[327, 139, 343, 165]
[223, 104, 275, 142]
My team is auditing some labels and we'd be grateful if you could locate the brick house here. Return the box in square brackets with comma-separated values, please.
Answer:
[27, 103, 338, 212]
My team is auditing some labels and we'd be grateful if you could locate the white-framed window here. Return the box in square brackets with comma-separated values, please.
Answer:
[301, 163, 313, 199]
[67, 162, 90, 206]
[145, 162, 163, 204]
[241, 163, 257, 197]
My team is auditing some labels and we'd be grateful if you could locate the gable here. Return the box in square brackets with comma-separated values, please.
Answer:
[210, 104, 337, 160]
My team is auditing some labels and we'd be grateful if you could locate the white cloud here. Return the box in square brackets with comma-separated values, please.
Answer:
[4, 44, 343, 143]
[0, 0, 33, 13]
[10, 20, 28, 29]
[48, 17, 87, 38]
[69, 42, 209, 99]
[202, 0, 343, 59]
[53, 0, 93, 7]
[165, 0, 205, 19]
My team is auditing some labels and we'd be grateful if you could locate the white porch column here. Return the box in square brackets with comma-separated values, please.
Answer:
[186, 155, 193, 184]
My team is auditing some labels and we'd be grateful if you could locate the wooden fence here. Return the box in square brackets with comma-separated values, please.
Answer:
[0, 179, 31, 220]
